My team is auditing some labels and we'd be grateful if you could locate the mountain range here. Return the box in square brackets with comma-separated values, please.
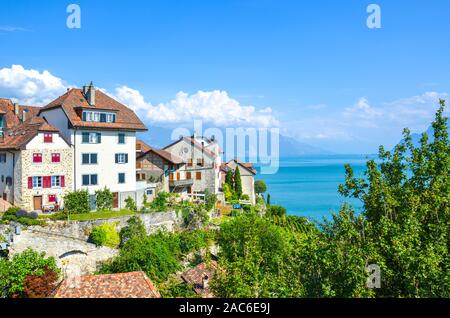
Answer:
[137, 125, 332, 157]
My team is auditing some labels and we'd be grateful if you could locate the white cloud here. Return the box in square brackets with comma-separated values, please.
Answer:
[114, 86, 279, 128]
[0, 65, 67, 105]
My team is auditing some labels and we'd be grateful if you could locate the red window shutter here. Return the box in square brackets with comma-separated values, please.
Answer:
[43, 176, 51, 188]
[28, 177, 33, 189]
[60, 175, 65, 187]
[48, 195, 56, 203]
[52, 153, 60, 163]
[44, 133, 53, 143]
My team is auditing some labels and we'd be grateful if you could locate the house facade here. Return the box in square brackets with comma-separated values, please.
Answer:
[136, 141, 192, 200]
[38, 83, 147, 209]
[0, 99, 73, 211]
[163, 135, 222, 199]
[220, 159, 256, 205]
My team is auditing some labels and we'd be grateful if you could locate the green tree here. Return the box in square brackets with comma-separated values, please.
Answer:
[125, 196, 137, 212]
[0, 248, 59, 298]
[64, 190, 90, 214]
[267, 205, 286, 217]
[225, 170, 234, 190]
[119, 216, 146, 246]
[266, 193, 271, 205]
[234, 167, 243, 199]
[254, 180, 267, 194]
[338, 99, 449, 297]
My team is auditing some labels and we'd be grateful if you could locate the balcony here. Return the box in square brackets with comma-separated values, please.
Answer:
[169, 178, 194, 187]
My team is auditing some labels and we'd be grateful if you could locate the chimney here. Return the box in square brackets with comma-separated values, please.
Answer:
[14, 103, 19, 116]
[202, 275, 209, 289]
[84, 81, 95, 106]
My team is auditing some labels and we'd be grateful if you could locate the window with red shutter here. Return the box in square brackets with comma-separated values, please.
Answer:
[33, 153, 42, 163]
[44, 133, 53, 143]
[43, 176, 51, 188]
[60, 175, 65, 187]
[28, 177, 32, 189]
[52, 153, 60, 163]
[48, 194, 56, 203]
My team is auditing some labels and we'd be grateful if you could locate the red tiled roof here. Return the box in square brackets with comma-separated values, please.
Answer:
[136, 139, 152, 153]
[227, 159, 257, 175]
[39, 88, 147, 131]
[181, 261, 217, 298]
[163, 136, 218, 159]
[54, 271, 161, 298]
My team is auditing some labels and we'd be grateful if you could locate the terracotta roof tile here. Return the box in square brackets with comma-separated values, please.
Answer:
[39, 88, 147, 131]
[54, 271, 161, 298]
[138, 144, 185, 165]
[136, 139, 152, 153]
[181, 261, 217, 298]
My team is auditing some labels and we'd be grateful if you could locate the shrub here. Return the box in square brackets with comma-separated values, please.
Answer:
[204, 190, 217, 211]
[159, 275, 199, 298]
[64, 190, 90, 214]
[89, 222, 120, 248]
[234, 167, 243, 199]
[125, 196, 137, 212]
[254, 180, 267, 194]
[222, 183, 234, 202]
[267, 205, 287, 217]
[119, 216, 146, 246]
[23, 266, 59, 298]
[95, 187, 113, 211]
[149, 192, 170, 212]
[241, 194, 250, 201]
[184, 204, 209, 229]
[1, 207, 45, 226]
[0, 248, 59, 298]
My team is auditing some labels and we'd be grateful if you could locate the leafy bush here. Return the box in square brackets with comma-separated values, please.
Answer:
[1, 207, 45, 226]
[234, 167, 243, 198]
[95, 187, 113, 211]
[267, 205, 287, 217]
[241, 194, 250, 201]
[149, 192, 170, 212]
[125, 196, 137, 212]
[159, 275, 199, 298]
[64, 190, 90, 214]
[0, 248, 59, 298]
[89, 222, 120, 248]
[222, 183, 234, 202]
[119, 216, 146, 246]
[204, 190, 217, 211]
[23, 266, 59, 298]
[183, 204, 209, 229]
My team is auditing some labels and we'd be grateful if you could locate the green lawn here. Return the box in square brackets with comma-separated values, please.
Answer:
[61, 210, 137, 221]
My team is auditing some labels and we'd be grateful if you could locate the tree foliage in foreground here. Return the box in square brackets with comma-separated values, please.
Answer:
[212, 101, 449, 298]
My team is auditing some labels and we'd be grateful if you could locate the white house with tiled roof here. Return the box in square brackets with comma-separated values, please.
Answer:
[38, 82, 148, 209]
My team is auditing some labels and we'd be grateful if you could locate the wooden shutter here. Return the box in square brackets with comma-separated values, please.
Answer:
[97, 133, 101, 143]
[115, 154, 119, 163]
[43, 176, 51, 188]
[28, 177, 33, 189]
[125, 154, 128, 163]
[60, 176, 65, 187]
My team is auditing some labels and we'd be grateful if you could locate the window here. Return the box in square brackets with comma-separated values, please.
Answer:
[107, 113, 116, 123]
[187, 159, 193, 167]
[32, 176, 42, 188]
[48, 194, 57, 203]
[82, 132, 101, 144]
[196, 172, 202, 180]
[146, 189, 153, 195]
[0, 153, 6, 163]
[51, 176, 61, 187]
[93, 112, 100, 122]
[33, 153, 42, 163]
[5, 177, 12, 186]
[82, 111, 115, 122]
[186, 172, 192, 179]
[118, 173, 125, 184]
[115, 153, 128, 164]
[51, 153, 60, 163]
[44, 133, 53, 143]
[82, 174, 98, 186]
[118, 133, 125, 144]
[100, 113, 107, 123]
[197, 158, 204, 166]
[82, 153, 97, 164]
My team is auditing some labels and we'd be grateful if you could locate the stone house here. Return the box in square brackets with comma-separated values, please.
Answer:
[0, 99, 73, 211]
[220, 159, 256, 205]
[136, 140, 192, 200]
[163, 135, 222, 201]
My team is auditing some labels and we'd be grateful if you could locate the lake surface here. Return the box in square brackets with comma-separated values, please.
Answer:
[256, 155, 376, 222]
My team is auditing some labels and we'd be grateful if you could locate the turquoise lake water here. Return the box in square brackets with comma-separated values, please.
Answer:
[256, 155, 376, 222]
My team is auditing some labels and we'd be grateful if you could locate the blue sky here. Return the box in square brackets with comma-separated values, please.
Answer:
[0, 0, 449, 153]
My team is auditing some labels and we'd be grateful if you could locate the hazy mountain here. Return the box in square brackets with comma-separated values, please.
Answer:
[137, 125, 332, 156]
[402, 122, 449, 147]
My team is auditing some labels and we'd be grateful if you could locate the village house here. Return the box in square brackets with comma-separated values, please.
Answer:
[54, 271, 161, 298]
[220, 159, 257, 205]
[37, 82, 147, 210]
[136, 140, 192, 200]
[0, 99, 73, 211]
[163, 135, 222, 201]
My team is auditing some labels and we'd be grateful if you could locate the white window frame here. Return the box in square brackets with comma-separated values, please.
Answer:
[51, 175, 61, 188]
[117, 153, 127, 164]
[32, 176, 42, 189]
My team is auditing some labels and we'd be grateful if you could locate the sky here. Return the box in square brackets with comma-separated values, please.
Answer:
[0, 0, 449, 154]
